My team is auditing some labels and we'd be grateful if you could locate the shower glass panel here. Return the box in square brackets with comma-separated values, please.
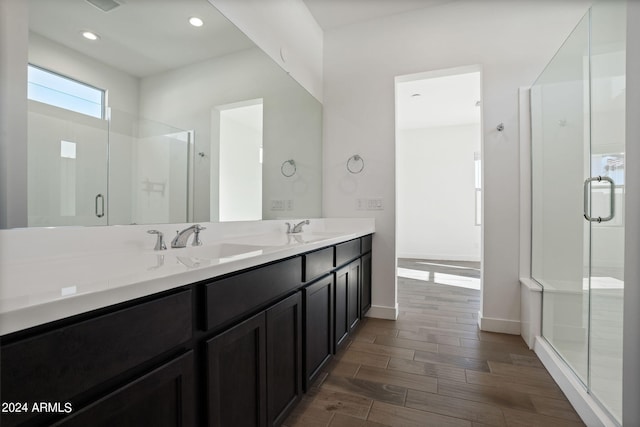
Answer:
[588, 1, 625, 420]
[531, 12, 591, 384]
[532, 2, 626, 423]
[109, 109, 191, 226]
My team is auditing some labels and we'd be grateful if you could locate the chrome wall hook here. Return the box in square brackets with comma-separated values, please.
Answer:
[496, 123, 504, 132]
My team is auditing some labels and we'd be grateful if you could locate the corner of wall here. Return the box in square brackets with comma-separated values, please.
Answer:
[0, 0, 28, 228]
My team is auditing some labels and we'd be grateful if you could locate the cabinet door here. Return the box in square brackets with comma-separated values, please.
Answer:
[361, 252, 372, 317]
[207, 313, 267, 427]
[347, 259, 361, 333]
[302, 275, 333, 390]
[266, 293, 302, 426]
[53, 351, 194, 427]
[334, 266, 349, 350]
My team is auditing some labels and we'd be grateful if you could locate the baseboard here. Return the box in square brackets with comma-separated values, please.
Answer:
[534, 337, 617, 427]
[397, 253, 481, 262]
[366, 304, 398, 320]
[477, 314, 521, 335]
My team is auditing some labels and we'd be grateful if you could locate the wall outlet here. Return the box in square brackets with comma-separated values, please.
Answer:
[356, 198, 383, 211]
[286, 199, 294, 211]
[368, 198, 383, 210]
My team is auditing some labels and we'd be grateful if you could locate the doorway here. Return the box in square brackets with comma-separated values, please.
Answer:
[395, 66, 482, 294]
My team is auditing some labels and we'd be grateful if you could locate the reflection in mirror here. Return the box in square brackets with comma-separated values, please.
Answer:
[26, 0, 322, 227]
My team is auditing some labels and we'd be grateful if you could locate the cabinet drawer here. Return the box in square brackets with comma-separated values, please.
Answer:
[362, 235, 372, 253]
[205, 257, 302, 331]
[335, 239, 361, 267]
[0, 290, 192, 427]
[53, 351, 195, 427]
[303, 247, 334, 282]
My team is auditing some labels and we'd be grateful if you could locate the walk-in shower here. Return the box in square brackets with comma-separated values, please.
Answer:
[531, 1, 626, 423]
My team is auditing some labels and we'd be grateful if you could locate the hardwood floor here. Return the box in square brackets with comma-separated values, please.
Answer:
[283, 260, 584, 427]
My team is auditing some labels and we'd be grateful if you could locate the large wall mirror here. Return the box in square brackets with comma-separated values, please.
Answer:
[26, 0, 322, 227]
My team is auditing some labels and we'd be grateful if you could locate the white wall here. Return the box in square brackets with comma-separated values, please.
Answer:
[397, 124, 480, 261]
[322, 0, 592, 327]
[623, 1, 640, 423]
[0, 0, 28, 228]
[209, 0, 323, 102]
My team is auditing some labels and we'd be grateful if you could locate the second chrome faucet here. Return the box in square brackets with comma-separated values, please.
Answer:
[286, 220, 309, 234]
[171, 224, 206, 248]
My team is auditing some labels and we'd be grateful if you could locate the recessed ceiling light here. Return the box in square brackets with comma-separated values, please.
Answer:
[189, 17, 204, 27]
[81, 31, 100, 41]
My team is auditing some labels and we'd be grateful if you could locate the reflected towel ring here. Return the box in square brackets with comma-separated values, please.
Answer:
[281, 159, 296, 177]
[347, 154, 364, 174]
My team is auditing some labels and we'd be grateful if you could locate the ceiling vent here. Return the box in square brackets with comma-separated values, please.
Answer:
[86, 0, 121, 12]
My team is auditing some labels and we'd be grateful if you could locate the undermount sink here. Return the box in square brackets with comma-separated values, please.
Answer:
[178, 243, 267, 261]
[225, 232, 343, 247]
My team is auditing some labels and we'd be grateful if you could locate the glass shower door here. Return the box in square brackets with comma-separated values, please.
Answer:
[531, 12, 591, 385]
[532, 2, 626, 423]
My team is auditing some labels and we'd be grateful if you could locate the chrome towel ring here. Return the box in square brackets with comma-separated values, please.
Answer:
[347, 154, 364, 174]
[281, 159, 296, 177]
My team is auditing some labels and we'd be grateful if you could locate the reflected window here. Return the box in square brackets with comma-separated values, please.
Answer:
[474, 151, 481, 226]
[27, 65, 105, 119]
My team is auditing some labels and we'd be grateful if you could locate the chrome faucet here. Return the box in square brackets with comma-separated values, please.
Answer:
[147, 230, 167, 251]
[171, 224, 206, 248]
[286, 220, 309, 234]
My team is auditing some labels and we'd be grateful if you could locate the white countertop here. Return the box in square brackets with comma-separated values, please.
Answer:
[0, 218, 374, 335]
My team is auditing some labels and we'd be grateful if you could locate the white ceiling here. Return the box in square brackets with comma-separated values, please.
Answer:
[302, 0, 456, 30]
[28, 0, 255, 78]
[396, 72, 481, 130]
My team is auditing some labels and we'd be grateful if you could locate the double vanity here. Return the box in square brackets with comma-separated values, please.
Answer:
[0, 219, 374, 426]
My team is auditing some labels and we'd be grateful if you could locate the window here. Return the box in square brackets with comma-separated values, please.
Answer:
[474, 151, 481, 226]
[27, 65, 105, 119]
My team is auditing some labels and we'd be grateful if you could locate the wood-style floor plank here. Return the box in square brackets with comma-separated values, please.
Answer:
[368, 401, 472, 427]
[405, 389, 506, 426]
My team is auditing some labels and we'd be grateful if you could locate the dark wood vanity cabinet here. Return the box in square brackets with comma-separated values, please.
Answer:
[53, 351, 195, 427]
[302, 275, 334, 389]
[0, 290, 193, 427]
[0, 234, 373, 427]
[361, 251, 372, 316]
[206, 291, 302, 427]
[334, 258, 361, 350]
[266, 293, 303, 426]
[207, 311, 267, 427]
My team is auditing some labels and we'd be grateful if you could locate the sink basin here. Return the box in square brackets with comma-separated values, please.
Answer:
[179, 243, 267, 261]
[225, 232, 343, 247]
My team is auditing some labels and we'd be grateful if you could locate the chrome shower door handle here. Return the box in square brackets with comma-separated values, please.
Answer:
[95, 193, 105, 218]
[583, 176, 615, 223]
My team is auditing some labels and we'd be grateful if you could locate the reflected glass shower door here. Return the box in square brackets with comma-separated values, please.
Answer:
[531, 2, 626, 423]
[28, 101, 109, 227]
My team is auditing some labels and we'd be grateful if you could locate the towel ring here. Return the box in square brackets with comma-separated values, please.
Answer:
[281, 159, 296, 177]
[347, 154, 364, 174]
